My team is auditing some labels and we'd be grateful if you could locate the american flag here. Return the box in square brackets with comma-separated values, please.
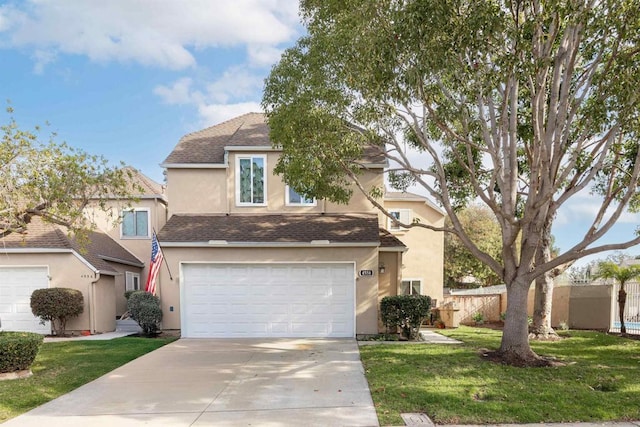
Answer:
[145, 232, 164, 295]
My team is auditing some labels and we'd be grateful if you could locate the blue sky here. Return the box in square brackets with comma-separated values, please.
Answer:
[1, 0, 638, 264]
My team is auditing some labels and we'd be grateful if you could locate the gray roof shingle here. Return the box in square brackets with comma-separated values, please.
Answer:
[1, 217, 144, 273]
[163, 113, 270, 164]
[158, 213, 383, 245]
[162, 112, 387, 165]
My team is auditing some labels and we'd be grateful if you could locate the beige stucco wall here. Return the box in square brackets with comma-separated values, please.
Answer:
[382, 200, 445, 304]
[93, 275, 116, 333]
[156, 246, 380, 335]
[376, 251, 402, 332]
[86, 198, 167, 281]
[0, 252, 116, 333]
[166, 151, 383, 216]
[107, 263, 144, 316]
[166, 168, 228, 215]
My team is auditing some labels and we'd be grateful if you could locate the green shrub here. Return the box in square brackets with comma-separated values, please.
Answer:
[0, 332, 44, 373]
[127, 291, 163, 335]
[380, 295, 431, 340]
[124, 290, 137, 300]
[472, 312, 485, 325]
[30, 288, 84, 336]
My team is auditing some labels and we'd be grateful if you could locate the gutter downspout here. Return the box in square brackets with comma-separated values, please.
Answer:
[90, 272, 100, 334]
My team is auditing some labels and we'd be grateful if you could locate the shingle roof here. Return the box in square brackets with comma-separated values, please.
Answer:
[379, 228, 407, 248]
[163, 113, 270, 164]
[162, 112, 387, 166]
[158, 213, 381, 244]
[122, 167, 167, 202]
[1, 217, 144, 273]
[384, 191, 444, 215]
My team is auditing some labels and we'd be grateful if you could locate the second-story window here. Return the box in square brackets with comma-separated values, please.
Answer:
[122, 209, 150, 238]
[388, 209, 412, 231]
[237, 155, 266, 205]
[286, 186, 316, 206]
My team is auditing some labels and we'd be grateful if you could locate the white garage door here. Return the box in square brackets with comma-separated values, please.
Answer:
[182, 263, 355, 338]
[0, 267, 50, 334]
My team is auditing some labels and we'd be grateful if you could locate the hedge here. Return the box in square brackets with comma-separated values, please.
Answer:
[31, 288, 84, 336]
[0, 331, 44, 373]
[127, 291, 163, 335]
[380, 294, 432, 340]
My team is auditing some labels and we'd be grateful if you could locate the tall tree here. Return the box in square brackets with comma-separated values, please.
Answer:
[1, 108, 136, 238]
[263, 0, 640, 365]
[444, 205, 502, 288]
[595, 261, 640, 335]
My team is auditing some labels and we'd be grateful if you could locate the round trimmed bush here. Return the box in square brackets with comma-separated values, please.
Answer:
[380, 294, 432, 340]
[31, 288, 84, 336]
[127, 291, 163, 335]
[0, 332, 44, 373]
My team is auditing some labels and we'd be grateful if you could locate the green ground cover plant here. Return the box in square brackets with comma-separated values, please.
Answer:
[0, 337, 175, 422]
[360, 326, 640, 426]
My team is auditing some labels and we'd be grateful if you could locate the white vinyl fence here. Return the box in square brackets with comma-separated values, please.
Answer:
[610, 282, 640, 335]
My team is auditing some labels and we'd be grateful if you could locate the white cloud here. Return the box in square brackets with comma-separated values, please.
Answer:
[247, 44, 285, 67]
[205, 66, 264, 104]
[31, 49, 57, 74]
[154, 70, 264, 127]
[198, 102, 263, 127]
[0, 0, 300, 70]
[154, 77, 201, 106]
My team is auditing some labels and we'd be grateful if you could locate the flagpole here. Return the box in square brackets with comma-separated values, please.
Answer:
[153, 228, 173, 280]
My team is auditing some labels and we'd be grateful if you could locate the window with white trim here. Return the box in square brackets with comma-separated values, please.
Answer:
[286, 185, 316, 206]
[400, 279, 422, 295]
[388, 209, 412, 231]
[121, 209, 150, 238]
[125, 271, 141, 292]
[236, 155, 266, 205]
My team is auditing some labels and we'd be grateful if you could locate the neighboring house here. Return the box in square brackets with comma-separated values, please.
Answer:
[0, 168, 167, 334]
[86, 167, 168, 316]
[0, 217, 144, 334]
[382, 191, 445, 305]
[156, 112, 444, 338]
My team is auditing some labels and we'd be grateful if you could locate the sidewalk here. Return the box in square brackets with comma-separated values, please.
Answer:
[43, 331, 136, 343]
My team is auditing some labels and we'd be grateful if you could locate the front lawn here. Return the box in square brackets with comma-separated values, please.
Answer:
[0, 337, 175, 423]
[360, 326, 640, 426]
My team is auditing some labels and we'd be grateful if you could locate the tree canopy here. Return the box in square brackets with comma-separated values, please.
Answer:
[263, 0, 640, 365]
[444, 204, 503, 288]
[1, 107, 136, 239]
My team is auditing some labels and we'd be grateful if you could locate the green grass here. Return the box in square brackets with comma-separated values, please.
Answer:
[0, 337, 175, 423]
[360, 326, 640, 426]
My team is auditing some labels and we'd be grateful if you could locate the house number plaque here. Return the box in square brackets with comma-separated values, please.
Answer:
[359, 270, 374, 277]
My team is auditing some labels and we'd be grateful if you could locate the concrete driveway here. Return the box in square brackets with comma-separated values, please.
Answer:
[5, 338, 379, 427]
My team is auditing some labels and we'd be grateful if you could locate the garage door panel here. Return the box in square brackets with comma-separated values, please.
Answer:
[182, 263, 354, 338]
[0, 267, 50, 334]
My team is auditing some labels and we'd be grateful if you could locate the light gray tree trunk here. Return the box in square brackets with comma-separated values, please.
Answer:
[531, 220, 560, 339]
[499, 278, 541, 365]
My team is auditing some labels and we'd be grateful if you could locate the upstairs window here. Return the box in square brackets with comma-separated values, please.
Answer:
[122, 209, 150, 238]
[400, 279, 422, 296]
[237, 155, 266, 206]
[286, 186, 316, 206]
[388, 209, 412, 231]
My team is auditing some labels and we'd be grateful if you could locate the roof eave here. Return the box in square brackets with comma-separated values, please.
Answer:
[160, 162, 227, 169]
[160, 241, 380, 248]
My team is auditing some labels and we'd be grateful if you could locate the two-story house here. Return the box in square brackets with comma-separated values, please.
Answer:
[156, 113, 444, 338]
[0, 168, 167, 334]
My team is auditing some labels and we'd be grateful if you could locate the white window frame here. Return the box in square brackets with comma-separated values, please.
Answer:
[388, 209, 412, 231]
[121, 208, 151, 239]
[235, 155, 267, 206]
[285, 185, 316, 206]
[125, 271, 141, 292]
[400, 278, 422, 296]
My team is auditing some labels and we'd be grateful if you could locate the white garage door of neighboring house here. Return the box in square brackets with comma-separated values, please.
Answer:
[0, 267, 50, 334]
[182, 263, 355, 338]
